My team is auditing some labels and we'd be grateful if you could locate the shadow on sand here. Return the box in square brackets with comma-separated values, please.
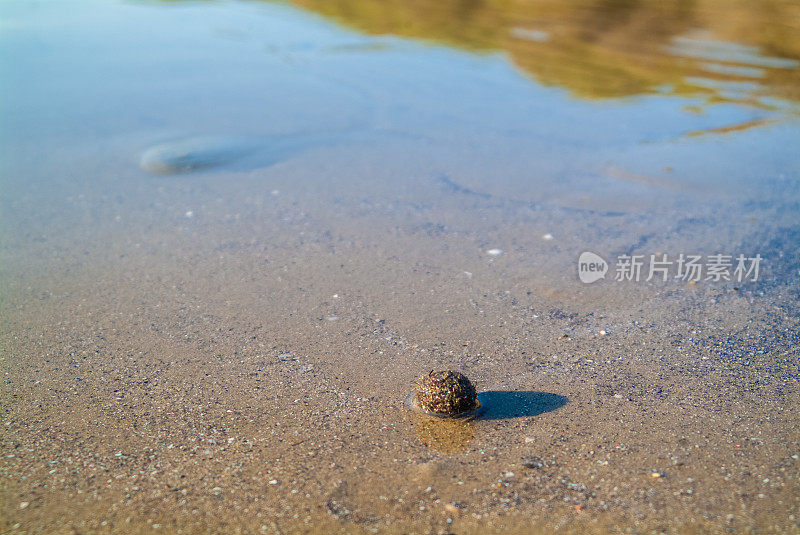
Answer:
[476, 391, 567, 420]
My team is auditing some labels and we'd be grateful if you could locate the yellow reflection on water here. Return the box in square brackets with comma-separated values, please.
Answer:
[412, 413, 475, 453]
[289, 0, 800, 106]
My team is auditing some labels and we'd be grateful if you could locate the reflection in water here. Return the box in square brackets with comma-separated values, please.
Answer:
[412, 413, 475, 453]
[289, 0, 800, 109]
[411, 391, 567, 452]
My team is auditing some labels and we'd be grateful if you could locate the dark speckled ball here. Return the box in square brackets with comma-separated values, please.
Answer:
[413, 370, 478, 416]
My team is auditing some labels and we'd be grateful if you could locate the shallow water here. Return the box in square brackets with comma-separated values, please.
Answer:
[2, 0, 799, 533]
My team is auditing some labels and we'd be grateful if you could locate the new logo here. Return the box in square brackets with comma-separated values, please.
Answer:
[578, 252, 608, 283]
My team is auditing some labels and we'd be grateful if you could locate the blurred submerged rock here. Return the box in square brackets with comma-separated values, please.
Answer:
[139, 137, 257, 175]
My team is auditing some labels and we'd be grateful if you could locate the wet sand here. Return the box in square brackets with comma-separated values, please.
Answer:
[2, 145, 799, 533]
[2, 0, 800, 533]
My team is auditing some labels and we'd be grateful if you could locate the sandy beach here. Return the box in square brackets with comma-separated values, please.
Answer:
[2, 0, 799, 533]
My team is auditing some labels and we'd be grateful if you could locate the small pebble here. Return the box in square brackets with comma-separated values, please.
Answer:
[522, 457, 545, 469]
[444, 503, 460, 514]
[486, 248, 503, 256]
[542, 233, 554, 240]
[20, 502, 29, 509]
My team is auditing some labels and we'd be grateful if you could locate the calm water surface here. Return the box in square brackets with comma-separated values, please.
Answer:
[2, 0, 798, 219]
